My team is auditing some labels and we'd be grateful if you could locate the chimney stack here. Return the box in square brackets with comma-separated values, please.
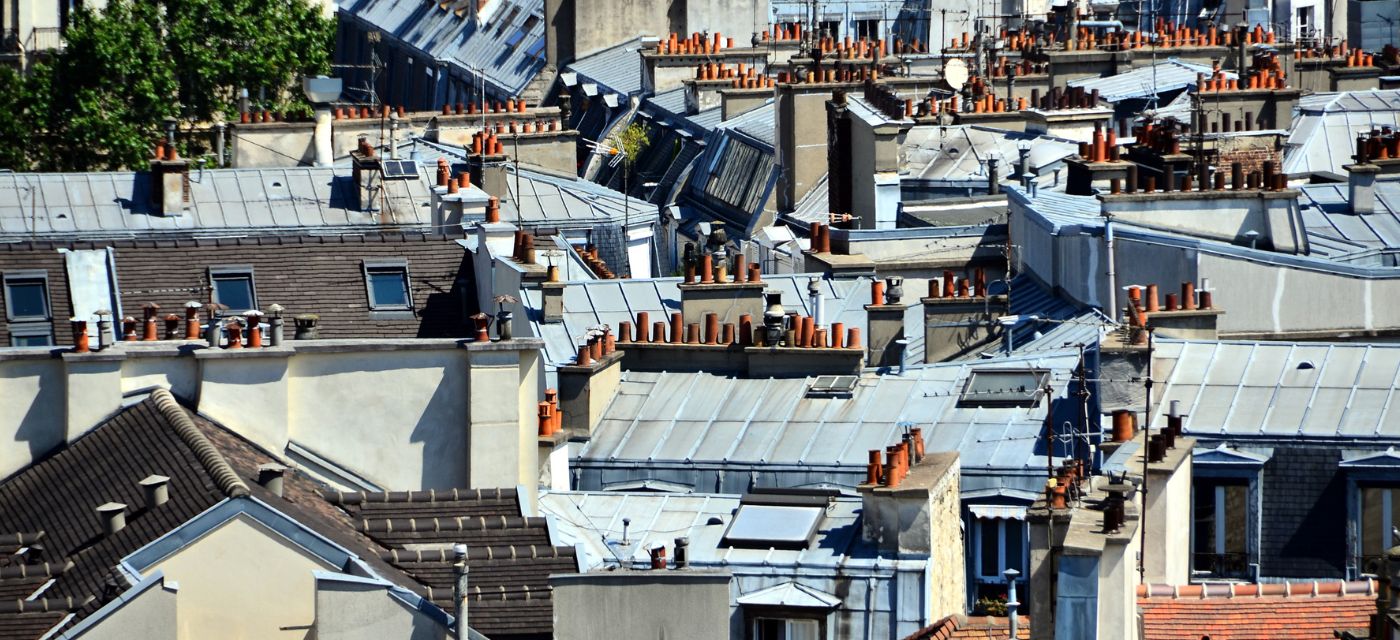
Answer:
[1349, 161, 1380, 215]
[96, 502, 128, 536]
[139, 475, 170, 508]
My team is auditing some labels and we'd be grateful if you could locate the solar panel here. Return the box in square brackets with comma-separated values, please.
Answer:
[381, 160, 419, 180]
[721, 504, 822, 550]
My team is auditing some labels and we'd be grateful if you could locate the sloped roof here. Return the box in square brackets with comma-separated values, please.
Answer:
[336, 0, 547, 98]
[0, 167, 435, 240]
[566, 38, 645, 98]
[1284, 90, 1400, 177]
[323, 488, 577, 637]
[904, 614, 1031, 640]
[1137, 581, 1376, 640]
[901, 126, 1077, 183]
[736, 581, 841, 608]
[1151, 338, 1400, 440]
[1297, 181, 1400, 258]
[1067, 58, 1231, 102]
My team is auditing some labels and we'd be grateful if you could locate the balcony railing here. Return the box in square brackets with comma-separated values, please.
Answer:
[1192, 552, 1251, 579]
[25, 27, 64, 52]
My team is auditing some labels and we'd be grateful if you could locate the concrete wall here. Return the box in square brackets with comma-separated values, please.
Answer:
[149, 514, 333, 639]
[1101, 191, 1306, 255]
[776, 87, 836, 211]
[551, 571, 732, 640]
[0, 338, 544, 494]
[70, 579, 178, 640]
[1096, 527, 1140, 640]
[314, 579, 448, 640]
[1143, 449, 1193, 585]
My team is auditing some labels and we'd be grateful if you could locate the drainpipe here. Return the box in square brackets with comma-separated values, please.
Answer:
[895, 338, 908, 375]
[1103, 213, 1117, 319]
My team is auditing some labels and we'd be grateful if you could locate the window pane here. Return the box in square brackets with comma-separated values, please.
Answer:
[1005, 520, 1024, 572]
[11, 332, 52, 347]
[755, 618, 784, 640]
[979, 520, 999, 577]
[368, 269, 410, 308]
[212, 276, 254, 311]
[788, 620, 818, 640]
[1223, 484, 1247, 555]
[1193, 483, 1216, 571]
[6, 280, 48, 319]
[1363, 487, 1383, 557]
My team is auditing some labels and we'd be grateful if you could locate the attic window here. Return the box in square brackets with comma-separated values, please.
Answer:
[958, 370, 1049, 408]
[806, 375, 857, 398]
[721, 504, 822, 550]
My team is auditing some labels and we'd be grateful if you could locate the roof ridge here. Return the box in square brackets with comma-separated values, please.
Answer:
[149, 389, 249, 498]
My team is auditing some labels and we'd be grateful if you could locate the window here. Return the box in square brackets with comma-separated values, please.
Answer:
[723, 504, 823, 550]
[854, 18, 880, 40]
[1360, 486, 1400, 568]
[3, 271, 50, 322]
[363, 262, 412, 310]
[974, 517, 1026, 581]
[209, 267, 257, 312]
[1193, 478, 1249, 577]
[958, 370, 1049, 408]
[9, 323, 54, 347]
[753, 618, 819, 640]
[818, 20, 840, 39]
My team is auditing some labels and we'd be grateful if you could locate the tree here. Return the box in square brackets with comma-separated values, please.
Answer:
[0, 0, 333, 171]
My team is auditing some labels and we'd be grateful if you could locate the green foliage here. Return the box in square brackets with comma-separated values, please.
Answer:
[0, 0, 333, 171]
[613, 121, 650, 166]
[973, 594, 1009, 616]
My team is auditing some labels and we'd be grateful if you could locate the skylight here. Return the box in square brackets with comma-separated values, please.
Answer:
[721, 504, 822, 550]
[957, 369, 1050, 408]
[806, 375, 858, 398]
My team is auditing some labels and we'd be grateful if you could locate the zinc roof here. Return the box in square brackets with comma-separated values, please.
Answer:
[0, 167, 435, 240]
[1283, 90, 1400, 177]
[1298, 182, 1400, 258]
[901, 126, 1077, 183]
[566, 38, 645, 98]
[1067, 59, 1227, 103]
[1150, 338, 1400, 441]
[722, 100, 777, 149]
[336, 0, 547, 98]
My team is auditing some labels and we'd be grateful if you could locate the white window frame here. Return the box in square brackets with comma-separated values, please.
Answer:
[752, 617, 819, 640]
[973, 517, 1027, 582]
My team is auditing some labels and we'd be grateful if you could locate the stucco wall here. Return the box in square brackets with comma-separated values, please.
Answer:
[551, 572, 732, 640]
[1144, 452, 1192, 584]
[149, 514, 334, 639]
[0, 356, 64, 480]
[69, 579, 178, 640]
[314, 580, 448, 640]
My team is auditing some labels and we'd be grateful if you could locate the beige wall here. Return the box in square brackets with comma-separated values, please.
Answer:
[551, 572, 732, 640]
[69, 578, 178, 640]
[314, 579, 449, 640]
[1143, 451, 1193, 584]
[149, 514, 334, 640]
[1097, 529, 1141, 640]
[0, 339, 545, 495]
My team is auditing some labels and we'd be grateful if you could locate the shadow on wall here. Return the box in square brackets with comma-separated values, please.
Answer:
[417, 254, 477, 338]
[8, 359, 65, 469]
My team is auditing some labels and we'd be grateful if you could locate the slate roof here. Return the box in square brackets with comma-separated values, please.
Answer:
[336, 0, 547, 98]
[1150, 338, 1400, 441]
[0, 167, 435, 240]
[565, 38, 646, 98]
[324, 488, 576, 638]
[1137, 581, 1376, 640]
[1297, 181, 1400, 259]
[1284, 90, 1400, 177]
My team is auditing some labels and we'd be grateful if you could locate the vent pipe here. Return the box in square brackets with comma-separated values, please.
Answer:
[674, 537, 690, 568]
[452, 543, 468, 636]
[140, 475, 170, 508]
[257, 463, 287, 497]
[808, 277, 824, 325]
[96, 503, 128, 536]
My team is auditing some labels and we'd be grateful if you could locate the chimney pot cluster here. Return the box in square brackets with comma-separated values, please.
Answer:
[683, 252, 761, 285]
[865, 428, 923, 489]
[537, 388, 563, 437]
[927, 268, 989, 299]
[1355, 127, 1400, 163]
[575, 328, 617, 366]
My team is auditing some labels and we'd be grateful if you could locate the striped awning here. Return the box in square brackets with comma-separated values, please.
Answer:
[968, 504, 1028, 520]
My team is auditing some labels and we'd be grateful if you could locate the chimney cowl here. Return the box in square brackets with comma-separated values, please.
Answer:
[257, 463, 288, 497]
[139, 474, 171, 508]
[96, 502, 128, 536]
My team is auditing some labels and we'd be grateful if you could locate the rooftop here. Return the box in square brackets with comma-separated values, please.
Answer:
[1137, 580, 1376, 640]
[564, 37, 646, 99]
[1067, 59, 1232, 103]
[901, 126, 1077, 187]
[1285, 90, 1400, 178]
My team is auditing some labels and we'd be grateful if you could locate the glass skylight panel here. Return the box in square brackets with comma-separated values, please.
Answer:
[721, 504, 822, 549]
[958, 370, 1049, 408]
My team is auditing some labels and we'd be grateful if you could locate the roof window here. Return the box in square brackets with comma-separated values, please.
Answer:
[957, 369, 1049, 408]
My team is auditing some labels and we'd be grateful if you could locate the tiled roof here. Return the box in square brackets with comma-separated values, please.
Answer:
[324, 488, 577, 638]
[1137, 581, 1377, 640]
[0, 391, 245, 639]
[904, 614, 1031, 640]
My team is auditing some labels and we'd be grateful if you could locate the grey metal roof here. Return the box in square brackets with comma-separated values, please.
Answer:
[406, 138, 659, 229]
[1284, 90, 1400, 177]
[337, 0, 547, 98]
[1068, 59, 1227, 103]
[1150, 338, 1400, 441]
[901, 126, 1077, 184]
[1298, 182, 1400, 259]
[640, 88, 721, 135]
[539, 490, 931, 637]
[519, 273, 928, 375]
[721, 100, 776, 149]
[0, 166, 436, 239]
[572, 350, 1079, 496]
[788, 173, 830, 224]
[565, 38, 645, 98]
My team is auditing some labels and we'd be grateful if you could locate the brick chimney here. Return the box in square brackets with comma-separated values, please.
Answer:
[921, 268, 1008, 362]
[149, 141, 191, 216]
[678, 251, 766, 325]
[350, 137, 381, 212]
[557, 334, 624, 438]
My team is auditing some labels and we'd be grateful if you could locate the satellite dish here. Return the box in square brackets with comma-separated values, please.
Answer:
[943, 59, 969, 92]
